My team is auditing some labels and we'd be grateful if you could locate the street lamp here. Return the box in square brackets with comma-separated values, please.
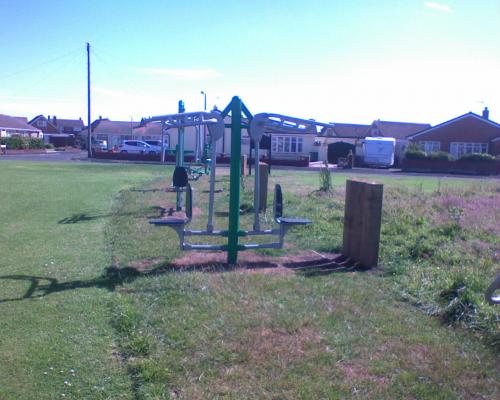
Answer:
[200, 91, 207, 161]
[200, 90, 207, 111]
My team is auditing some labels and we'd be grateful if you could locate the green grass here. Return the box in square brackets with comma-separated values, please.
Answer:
[0, 162, 499, 399]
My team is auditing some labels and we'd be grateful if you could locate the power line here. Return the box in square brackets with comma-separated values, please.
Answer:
[0, 49, 80, 81]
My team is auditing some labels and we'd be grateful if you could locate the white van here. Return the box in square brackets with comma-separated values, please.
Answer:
[363, 137, 396, 167]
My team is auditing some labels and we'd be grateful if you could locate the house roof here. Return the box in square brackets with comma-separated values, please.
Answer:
[332, 123, 370, 138]
[28, 115, 60, 133]
[133, 123, 162, 136]
[371, 120, 431, 139]
[91, 118, 138, 135]
[0, 114, 42, 131]
[407, 112, 500, 140]
[53, 118, 84, 130]
[13, 116, 28, 124]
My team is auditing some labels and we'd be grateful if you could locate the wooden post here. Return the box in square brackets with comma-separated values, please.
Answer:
[241, 154, 248, 176]
[342, 179, 383, 268]
[258, 162, 268, 211]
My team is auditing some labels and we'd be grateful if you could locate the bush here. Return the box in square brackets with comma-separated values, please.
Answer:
[318, 160, 332, 192]
[28, 138, 45, 149]
[458, 153, 497, 163]
[0, 136, 27, 149]
[45, 143, 54, 149]
[427, 151, 453, 161]
[405, 149, 427, 160]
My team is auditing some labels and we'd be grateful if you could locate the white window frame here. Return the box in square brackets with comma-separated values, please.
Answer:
[419, 141, 440, 153]
[271, 136, 303, 153]
[450, 142, 488, 159]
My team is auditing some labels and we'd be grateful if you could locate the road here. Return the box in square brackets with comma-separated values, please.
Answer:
[0, 150, 88, 162]
[1, 151, 498, 179]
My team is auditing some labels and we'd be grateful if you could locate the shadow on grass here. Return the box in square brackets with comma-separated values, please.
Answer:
[284, 254, 365, 277]
[58, 206, 166, 224]
[0, 255, 367, 303]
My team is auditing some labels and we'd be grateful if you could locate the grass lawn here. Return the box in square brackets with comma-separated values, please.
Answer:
[0, 161, 498, 399]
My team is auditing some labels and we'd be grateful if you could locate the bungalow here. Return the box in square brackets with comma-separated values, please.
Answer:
[317, 123, 371, 163]
[29, 115, 83, 146]
[407, 108, 500, 158]
[80, 118, 138, 149]
[0, 114, 42, 138]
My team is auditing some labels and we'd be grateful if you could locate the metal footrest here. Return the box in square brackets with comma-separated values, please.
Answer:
[277, 217, 311, 225]
[149, 218, 187, 226]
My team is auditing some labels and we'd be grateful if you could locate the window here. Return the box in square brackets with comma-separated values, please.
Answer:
[419, 141, 440, 153]
[271, 136, 304, 153]
[37, 120, 47, 128]
[450, 142, 488, 159]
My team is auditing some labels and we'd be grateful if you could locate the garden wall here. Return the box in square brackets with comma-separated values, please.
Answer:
[93, 152, 310, 167]
[402, 158, 500, 175]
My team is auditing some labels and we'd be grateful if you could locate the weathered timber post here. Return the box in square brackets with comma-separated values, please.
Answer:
[258, 162, 268, 211]
[342, 179, 383, 268]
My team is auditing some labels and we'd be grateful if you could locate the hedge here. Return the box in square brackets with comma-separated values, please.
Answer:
[0, 136, 45, 149]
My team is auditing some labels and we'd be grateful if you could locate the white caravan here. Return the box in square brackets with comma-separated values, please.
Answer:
[363, 137, 396, 167]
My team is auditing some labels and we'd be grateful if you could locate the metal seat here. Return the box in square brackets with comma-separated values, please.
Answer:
[485, 274, 500, 305]
[273, 184, 311, 226]
[150, 184, 192, 227]
[149, 217, 187, 226]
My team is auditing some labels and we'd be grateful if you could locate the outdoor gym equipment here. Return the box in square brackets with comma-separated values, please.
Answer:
[148, 96, 334, 264]
[485, 274, 500, 305]
[142, 107, 224, 212]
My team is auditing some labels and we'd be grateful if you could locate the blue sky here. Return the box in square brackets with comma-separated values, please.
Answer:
[0, 0, 499, 125]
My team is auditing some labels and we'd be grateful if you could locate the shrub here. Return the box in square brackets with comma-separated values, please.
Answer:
[1, 136, 27, 149]
[458, 153, 496, 162]
[27, 138, 45, 149]
[318, 160, 332, 192]
[45, 143, 54, 149]
[427, 151, 453, 161]
[405, 149, 427, 160]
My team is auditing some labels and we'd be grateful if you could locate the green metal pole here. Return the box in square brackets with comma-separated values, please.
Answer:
[227, 96, 242, 264]
[176, 100, 185, 211]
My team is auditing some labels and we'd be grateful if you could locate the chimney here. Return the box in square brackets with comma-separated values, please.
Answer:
[482, 107, 489, 120]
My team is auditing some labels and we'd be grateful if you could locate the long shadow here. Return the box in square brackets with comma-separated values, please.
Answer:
[0, 259, 280, 303]
[0, 255, 366, 303]
[58, 206, 166, 224]
[283, 255, 365, 277]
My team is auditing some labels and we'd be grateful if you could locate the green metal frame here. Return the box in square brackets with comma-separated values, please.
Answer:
[220, 96, 253, 264]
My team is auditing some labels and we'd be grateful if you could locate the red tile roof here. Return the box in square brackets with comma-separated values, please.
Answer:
[0, 114, 42, 131]
[332, 123, 370, 138]
[370, 120, 431, 139]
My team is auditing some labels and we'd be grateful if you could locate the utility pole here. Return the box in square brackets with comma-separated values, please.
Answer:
[87, 42, 92, 158]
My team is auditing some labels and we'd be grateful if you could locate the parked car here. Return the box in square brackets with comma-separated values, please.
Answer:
[92, 139, 108, 152]
[118, 140, 158, 154]
[143, 140, 169, 153]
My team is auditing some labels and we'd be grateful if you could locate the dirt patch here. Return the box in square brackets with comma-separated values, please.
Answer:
[170, 250, 343, 275]
[246, 327, 323, 364]
[337, 361, 389, 387]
